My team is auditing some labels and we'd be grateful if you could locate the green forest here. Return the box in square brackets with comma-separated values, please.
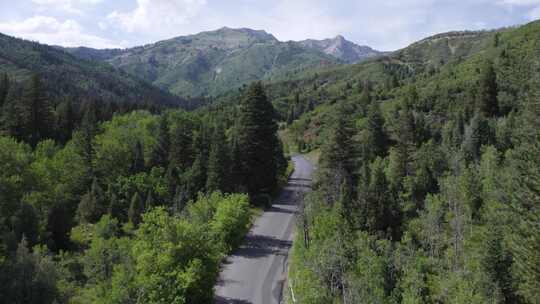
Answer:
[0, 78, 287, 303]
[287, 21, 540, 303]
[0, 10, 540, 304]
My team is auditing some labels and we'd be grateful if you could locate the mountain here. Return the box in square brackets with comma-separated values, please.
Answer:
[392, 30, 496, 71]
[66, 27, 343, 97]
[283, 20, 540, 304]
[265, 21, 535, 153]
[299, 35, 382, 63]
[0, 33, 187, 107]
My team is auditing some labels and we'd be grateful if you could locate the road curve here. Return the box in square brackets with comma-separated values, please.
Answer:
[214, 155, 313, 304]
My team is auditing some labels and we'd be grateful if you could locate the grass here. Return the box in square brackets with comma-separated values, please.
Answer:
[304, 149, 321, 166]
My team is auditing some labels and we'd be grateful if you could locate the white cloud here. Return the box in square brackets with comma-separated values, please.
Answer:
[498, 0, 540, 5]
[529, 5, 540, 18]
[108, 0, 207, 34]
[2, 1, 537, 51]
[497, 0, 540, 21]
[32, 0, 104, 15]
[0, 16, 124, 48]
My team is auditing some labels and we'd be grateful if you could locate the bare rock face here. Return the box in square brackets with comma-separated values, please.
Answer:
[299, 35, 382, 63]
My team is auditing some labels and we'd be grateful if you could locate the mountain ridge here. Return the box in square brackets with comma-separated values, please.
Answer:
[64, 27, 383, 97]
[0, 32, 188, 107]
[298, 35, 382, 63]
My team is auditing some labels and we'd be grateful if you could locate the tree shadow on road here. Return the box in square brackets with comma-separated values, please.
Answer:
[232, 234, 292, 259]
[214, 296, 253, 304]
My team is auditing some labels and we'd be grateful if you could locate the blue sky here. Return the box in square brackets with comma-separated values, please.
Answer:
[1, 0, 539, 51]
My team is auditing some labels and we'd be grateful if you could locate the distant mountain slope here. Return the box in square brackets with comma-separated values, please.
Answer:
[262, 21, 536, 151]
[265, 28, 501, 97]
[0, 33, 187, 107]
[67, 28, 342, 97]
[299, 35, 383, 63]
[392, 30, 496, 71]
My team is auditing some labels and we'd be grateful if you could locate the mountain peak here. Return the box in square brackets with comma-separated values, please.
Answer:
[299, 35, 382, 63]
[333, 35, 346, 42]
[209, 27, 278, 43]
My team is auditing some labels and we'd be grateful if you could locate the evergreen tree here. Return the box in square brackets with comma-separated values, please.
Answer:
[236, 82, 282, 200]
[229, 127, 246, 193]
[391, 99, 417, 182]
[358, 82, 371, 111]
[206, 123, 228, 193]
[461, 112, 492, 163]
[477, 61, 499, 117]
[1, 237, 59, 304]
[77, 105, 98, 181]
[363, 103, 388, 160]
[77, 178, 105, 223]
[0, 73, 9, 107]
[367, 158, 396, 235]
[145, 190, 155, 209]
[1, 90, 26, 140]
[508, 98, 540, 302]
[131, 140, 145, 174]
[107, 192, 122, 220]
[11, 203, 39, 247]
[319, 105, 356, 206]
[165, 165, 179, 202]
[22, 74, 53, 146]
[149, 115, 170, 168]
[286, 106, 295, 125]
[55, 98, 75, 143]
[169, 122, 193, 171]
[128, 192, 144, 226]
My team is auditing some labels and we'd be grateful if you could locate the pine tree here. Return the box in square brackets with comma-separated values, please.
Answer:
[55, 98, 75, 143]
[11, 203, 39, 247]
[128, 192, 144, 226]
[206, 123, 228, 193]
[78, 106, 98, 181]
[358, 82, 371, 111]
[131, 140, 145, 174]
[392, 99, 417, 180]
[1, 89, 26, 140]
[165, 165, 178, 202]
[286, 106, 295, 125]
[236, 82, 282, 200]
[77, 178, 105, 223]
[149, 115, 170, 168]
[508, 96, 540, 302]
[319, 105, 356, 206]
[0, 73, 9, 107]
[477, 61, 499, 117]
[22, 74, 53, 146]
[145, 190, 155, 209]
[367, 157, 396, 235]
[363, 103, 388, 160]
[107, 192, 121, 220]
[229, 127, 246, 193]
[169, 122, 193, 171]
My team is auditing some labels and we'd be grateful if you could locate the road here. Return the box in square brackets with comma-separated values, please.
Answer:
[214, 155, 313, 304]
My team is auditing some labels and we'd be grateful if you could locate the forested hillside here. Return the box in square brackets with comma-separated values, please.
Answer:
[286, 20, 540, 303]
[66, 28, 381, 97]
[0, 81, 287, 303]
[0, 33, 190, 107]
[1, 9, 539, 304]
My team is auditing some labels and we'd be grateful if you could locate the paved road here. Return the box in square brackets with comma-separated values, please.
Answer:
[214, 155, 313, 304]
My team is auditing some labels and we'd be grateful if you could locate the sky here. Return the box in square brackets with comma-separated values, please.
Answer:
[1, 0, 540, 51]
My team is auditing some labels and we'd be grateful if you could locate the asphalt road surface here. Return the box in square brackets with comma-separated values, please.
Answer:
[214, 155, 313, 304]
